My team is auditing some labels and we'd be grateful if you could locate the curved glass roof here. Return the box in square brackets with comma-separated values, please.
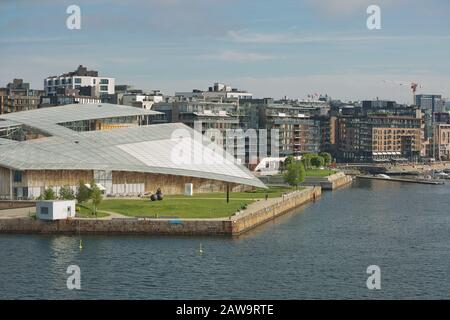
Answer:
[0, 104, 266, 188]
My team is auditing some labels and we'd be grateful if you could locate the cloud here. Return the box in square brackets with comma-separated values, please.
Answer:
[200, 50, 278, 62]
[227, 30, 450, 45]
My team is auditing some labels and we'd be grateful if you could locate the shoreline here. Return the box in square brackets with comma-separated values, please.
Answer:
[0, 187, 322, 237]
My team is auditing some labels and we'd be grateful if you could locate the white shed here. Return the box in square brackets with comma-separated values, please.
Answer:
[36, 200, 76, 220]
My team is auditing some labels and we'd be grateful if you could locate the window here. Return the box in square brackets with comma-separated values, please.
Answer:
[100, 79, 109, 84]
[100, 85, 108, 91]
[13, 170, 22, 182]
[41, 207, 49, 215]
[74, 78, 82, 84]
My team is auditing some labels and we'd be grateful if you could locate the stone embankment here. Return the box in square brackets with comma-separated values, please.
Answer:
[0, 187, 321, 236]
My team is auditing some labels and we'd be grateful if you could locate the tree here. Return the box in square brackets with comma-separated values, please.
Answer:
[42, 187, 56, 200]
[90, 183, 103, 216]
[311, 155, 325, 168]
[59, 185, 75, 200]
[283, 161, 305, 188]
[76, 180, 90, 204]
[283, 155, 296, 171]
[319, 152, 332, 166]
[301, 153, 316, 170]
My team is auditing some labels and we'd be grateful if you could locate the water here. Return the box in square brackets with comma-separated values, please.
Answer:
[0, 179, 449, 299]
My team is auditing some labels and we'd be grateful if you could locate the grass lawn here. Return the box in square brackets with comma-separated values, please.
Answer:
[97, 186, 297, 219]
[306, 169, 336, 177]
[76, 203, 109, 218]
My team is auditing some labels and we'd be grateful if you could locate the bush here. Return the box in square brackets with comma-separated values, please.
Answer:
[76, 180, 91, 204]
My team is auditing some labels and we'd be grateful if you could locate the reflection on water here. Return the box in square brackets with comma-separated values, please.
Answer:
[0, 179, 449, 299]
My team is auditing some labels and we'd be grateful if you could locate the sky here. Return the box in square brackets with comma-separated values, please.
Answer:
[1, 0, 450, 103]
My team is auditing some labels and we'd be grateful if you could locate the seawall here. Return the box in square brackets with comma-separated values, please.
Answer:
[302, 172, 353, 190]
[0, 187, 321, 236]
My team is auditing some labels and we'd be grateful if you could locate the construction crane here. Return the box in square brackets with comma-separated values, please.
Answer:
[383, 80, 423, 105]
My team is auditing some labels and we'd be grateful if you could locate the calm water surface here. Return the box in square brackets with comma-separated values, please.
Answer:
[0, 180, 449, 299]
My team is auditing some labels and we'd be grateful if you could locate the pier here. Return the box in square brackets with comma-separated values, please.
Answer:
[356, 175, 445, 185]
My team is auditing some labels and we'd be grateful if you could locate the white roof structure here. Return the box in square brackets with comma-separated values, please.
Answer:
[0, 103, 265, 188]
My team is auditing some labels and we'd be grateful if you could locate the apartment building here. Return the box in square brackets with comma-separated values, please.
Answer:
[0, 79, 44, 114]
[44, 65, 115, 98]
[336, 103, 422, 162]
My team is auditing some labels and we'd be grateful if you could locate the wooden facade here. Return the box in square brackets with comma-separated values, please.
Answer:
[0, 167, 251, 199]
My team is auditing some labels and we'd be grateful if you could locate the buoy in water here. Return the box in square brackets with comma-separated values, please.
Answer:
[198, 244, 203, 255]
[79, 239, 83, 250]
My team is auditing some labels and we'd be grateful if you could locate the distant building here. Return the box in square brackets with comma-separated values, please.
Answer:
[44, 65, 115, 99]
[415, 94, 443, 112]
[121, 90, 164, 110]
[39, 87, 101, 108]
[259, 103, 321, 157]
[0, 79, 44, 114]
[432, 124, 450, 160]
[336, 103, 422, 162]
[176, 82, 252, 100]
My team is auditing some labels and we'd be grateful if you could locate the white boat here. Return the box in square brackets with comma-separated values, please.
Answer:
[376, 174, 391, 179]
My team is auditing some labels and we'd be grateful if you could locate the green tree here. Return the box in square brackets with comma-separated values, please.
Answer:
[311, 155, 325, 168]
[59, 185, 75, 200]
[90, 183, 103, 216]
[319, 152, 332, 166]
[76, 180, 91, 204]
[283, 155, 296, 171]
[301, 153, 316, 170]
[42, 187, 56, 200]
[283, 161, 305, 188]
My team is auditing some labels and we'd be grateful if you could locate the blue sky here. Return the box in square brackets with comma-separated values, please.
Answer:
[1, 0, 450, 103]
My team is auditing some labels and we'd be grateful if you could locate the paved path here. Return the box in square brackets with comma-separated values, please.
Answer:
[75, 210, 131, 220]
[0, 207, 34, 219]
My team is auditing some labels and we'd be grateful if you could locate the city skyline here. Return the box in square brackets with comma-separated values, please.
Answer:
[1, 0, 450, 103]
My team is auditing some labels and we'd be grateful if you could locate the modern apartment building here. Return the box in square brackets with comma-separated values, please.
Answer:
[261, 104, 321, 157]
[44, 65, 115, 98]
[336, 103, 422, 162]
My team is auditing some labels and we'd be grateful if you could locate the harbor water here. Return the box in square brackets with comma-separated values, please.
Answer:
[0, 179, 449, 299]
